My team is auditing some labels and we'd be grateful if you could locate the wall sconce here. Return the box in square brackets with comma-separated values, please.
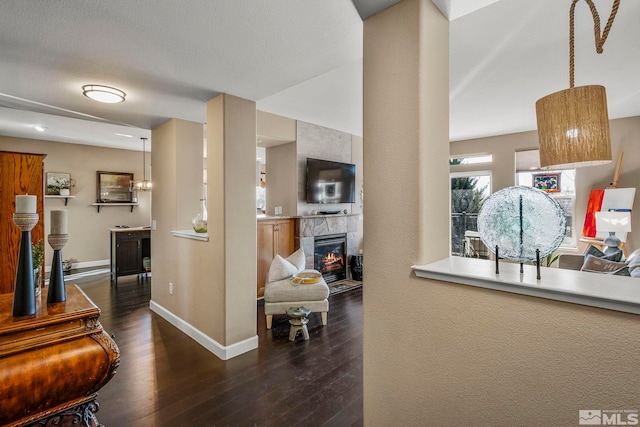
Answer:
[536, 0, 620, 169]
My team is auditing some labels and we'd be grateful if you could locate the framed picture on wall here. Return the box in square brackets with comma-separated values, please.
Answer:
[46, 172, 71, 195]
[97, 171, 133, 203]
[532, 173, 560, 193]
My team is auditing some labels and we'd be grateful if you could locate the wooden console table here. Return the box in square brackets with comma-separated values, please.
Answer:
[0, 285, 119, 427]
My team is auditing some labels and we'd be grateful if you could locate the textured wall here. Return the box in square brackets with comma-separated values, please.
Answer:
[257, 110, 296, 142]
[363, 1, 640, 425]
[150, 118, 229, 341]
[151, 96, 257, 350]
[265, 142, 298, 216]
[219, 94, 258, 345]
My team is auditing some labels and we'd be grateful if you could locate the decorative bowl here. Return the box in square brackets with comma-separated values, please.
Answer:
[292, 271, 322, 284]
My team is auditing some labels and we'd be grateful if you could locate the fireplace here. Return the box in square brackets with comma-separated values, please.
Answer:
[314, 234, 347, 283]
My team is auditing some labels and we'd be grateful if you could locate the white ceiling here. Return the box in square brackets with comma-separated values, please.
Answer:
[449, 0, 640, 141]
[0, 0, 638, 150]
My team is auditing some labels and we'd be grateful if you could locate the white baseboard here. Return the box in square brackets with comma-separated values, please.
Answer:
[45, 259, 109, 273]
[149, 300, 258, 361]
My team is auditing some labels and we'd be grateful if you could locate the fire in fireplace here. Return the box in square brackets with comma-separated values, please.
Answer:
[314, 233, 347, 283]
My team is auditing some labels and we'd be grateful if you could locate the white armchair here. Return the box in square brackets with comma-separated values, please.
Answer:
[262, 248, 329, 329]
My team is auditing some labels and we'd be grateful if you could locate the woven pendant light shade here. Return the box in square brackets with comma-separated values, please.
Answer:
[536, 0, 620, 170]
[536, 85, 611, 169]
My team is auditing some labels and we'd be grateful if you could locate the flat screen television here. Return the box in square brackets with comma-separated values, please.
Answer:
[306, 158, 356, 204]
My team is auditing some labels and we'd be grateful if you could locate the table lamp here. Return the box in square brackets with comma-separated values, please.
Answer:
[595, 211, 632, 255]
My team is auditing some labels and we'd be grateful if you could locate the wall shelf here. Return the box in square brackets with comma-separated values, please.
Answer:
[171, 229, 209, 241]
[45, 195, 75, 206]
[91, 202, 139, 213]
[413, 257, 640, 316]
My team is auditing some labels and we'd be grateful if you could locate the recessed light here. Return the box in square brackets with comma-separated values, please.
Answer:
[34, 125, 45, 132]
[82, 85, 126, 103]
[115, 133, 133, 138]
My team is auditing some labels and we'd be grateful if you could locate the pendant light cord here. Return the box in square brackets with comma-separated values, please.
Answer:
[142, 138, 147, 181]
[569, 0, 620, 88]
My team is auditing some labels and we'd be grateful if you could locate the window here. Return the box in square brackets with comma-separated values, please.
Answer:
[515, 149, 576, 247]
[450, 171, 491, 258]
[256, 147, 266, 214]
[450, 153, 493, 165]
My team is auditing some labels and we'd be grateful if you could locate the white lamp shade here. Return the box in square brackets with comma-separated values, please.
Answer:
[595, 211, 632, 233]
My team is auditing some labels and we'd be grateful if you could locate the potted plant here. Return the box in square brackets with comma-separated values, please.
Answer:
[32, 239, 44, 296]
[58, 177, 75, 196]
[544, 252, 560, 268]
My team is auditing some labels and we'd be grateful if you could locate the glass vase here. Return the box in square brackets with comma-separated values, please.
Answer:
[192, 198, 208, 233]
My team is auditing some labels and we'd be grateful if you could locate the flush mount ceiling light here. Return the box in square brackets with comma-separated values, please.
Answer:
[535, 0, 620, 169]
[82, 84, 126, 103]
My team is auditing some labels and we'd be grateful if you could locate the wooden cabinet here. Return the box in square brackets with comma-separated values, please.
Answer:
[0, 285, 119, 427]
[110, 229, 151, 285]
[0, 151, 45, 295]
[257, 219, 294, 298]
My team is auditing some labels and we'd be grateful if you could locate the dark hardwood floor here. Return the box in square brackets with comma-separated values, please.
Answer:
[75, 273, 363, 426]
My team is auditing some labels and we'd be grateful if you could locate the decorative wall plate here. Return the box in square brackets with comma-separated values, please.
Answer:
[477, 186, 566, 262]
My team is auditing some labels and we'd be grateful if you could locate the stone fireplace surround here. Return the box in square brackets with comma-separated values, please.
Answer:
[295, 214, 359, 271]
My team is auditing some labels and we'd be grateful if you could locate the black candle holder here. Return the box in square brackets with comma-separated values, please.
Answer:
[47, 234, 69, 303]
[12, 213, 39, 317]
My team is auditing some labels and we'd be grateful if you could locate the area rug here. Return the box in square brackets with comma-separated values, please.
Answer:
[328, 279, 362, 296]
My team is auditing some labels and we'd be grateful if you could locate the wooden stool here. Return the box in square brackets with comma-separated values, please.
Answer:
[286, 306, 311, 341]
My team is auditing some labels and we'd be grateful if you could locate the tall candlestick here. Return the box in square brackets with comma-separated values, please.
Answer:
[47, 234, 68, 303]
[16, 195, 37, 214]
[12, 212, 39, 317]
[51, 209, 68, 235]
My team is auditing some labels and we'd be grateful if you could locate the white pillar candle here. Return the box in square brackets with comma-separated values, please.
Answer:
[16, 195, 37, 213]
[51, 209, 68, 235]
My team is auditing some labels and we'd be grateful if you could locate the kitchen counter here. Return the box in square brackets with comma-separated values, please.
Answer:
[257, 215, 297, 220]
[108, 226, 151, 232]
[257, 213, 360, 220]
